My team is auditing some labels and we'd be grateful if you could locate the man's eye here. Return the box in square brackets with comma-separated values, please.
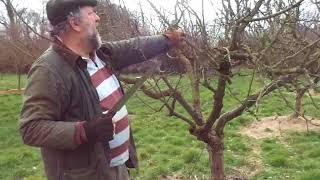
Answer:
[89, 11, 97, 15]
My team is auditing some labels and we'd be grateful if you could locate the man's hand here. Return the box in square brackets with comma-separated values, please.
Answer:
[83, 112, 115, 142]
[163, 29, 186, 48]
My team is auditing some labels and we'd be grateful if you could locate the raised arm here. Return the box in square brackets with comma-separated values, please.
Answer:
[99, 35, 170, 69]
[99, 30, 185, 70]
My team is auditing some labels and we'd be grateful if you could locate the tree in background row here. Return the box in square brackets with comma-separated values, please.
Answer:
[0, 0, 48, 89]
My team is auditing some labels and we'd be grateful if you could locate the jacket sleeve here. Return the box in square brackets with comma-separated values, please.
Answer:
[19, 65, 79, 150]
[99, 35, 171, 70]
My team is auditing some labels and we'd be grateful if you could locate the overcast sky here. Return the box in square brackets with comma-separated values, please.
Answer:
[0, 0, 317, 28]
[1, 0, 219, 23]
[15, 0, 46, 12]
[15, 0, 216, 14]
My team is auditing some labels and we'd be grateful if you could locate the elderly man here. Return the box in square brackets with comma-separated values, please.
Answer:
[18, 0, 184, 179]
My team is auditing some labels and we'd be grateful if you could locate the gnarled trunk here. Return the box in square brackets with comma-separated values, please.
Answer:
[208, 136, 225, 180]
[293, 88, 307, 118]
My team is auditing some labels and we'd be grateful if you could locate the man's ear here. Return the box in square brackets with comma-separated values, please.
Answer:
[69, 18, 81, 32]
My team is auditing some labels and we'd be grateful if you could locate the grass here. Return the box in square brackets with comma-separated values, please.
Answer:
[0, 72, 320, 179]
[0, 94, 44, 179]
[0, 74, 26, 91]
[250, 132, 320, 180]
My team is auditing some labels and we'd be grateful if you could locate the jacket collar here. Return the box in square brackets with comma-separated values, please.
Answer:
[51, 38, 83, 67]
[51, 37, 112, 68]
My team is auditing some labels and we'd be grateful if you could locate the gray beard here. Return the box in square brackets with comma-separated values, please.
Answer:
[87, 31, 102, 51]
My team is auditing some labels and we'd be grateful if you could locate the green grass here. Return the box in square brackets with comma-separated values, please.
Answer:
[251, 132, 320, 180]
[0, 94, 45, 179]
[0, 73, 320, 179]
[0, 74, 26, 91]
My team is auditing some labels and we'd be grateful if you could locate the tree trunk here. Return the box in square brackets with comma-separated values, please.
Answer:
[293, 89, 307, 118]
[18, 73, 21, 91]
[17, 65, 21, 91]
[208, 136, 225, 180]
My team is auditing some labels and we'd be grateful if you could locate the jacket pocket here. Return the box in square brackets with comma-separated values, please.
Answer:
[63, 167, 98, 180]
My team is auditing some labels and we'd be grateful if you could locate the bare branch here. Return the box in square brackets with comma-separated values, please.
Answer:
[245, 0, 305, 22]
[215, 76, 292, 133]
[273, 38, 320, 68]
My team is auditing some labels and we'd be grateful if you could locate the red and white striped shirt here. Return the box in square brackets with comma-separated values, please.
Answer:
[84, 54, 130, 167]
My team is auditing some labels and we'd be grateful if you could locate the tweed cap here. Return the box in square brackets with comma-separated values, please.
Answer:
[46, 0, 97, 26]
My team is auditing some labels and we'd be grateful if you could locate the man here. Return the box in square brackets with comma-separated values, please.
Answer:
[18, 0, 185, 179]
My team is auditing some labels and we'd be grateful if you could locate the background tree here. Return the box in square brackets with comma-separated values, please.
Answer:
[0, 0, 48, 90]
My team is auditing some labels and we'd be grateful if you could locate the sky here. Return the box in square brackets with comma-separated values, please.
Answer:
[0, 0, 221, 33]
[9, 0, 318, 24]
[1, 0, 219, 23]
[0, 0, 317, 29]
[14, 0, 216, 14]
[12, 0, 45, 12]
[1, 0, 317, 18]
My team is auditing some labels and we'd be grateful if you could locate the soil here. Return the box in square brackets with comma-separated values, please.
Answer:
[240, 115, 320, 139]
[0, 89, 24, 95]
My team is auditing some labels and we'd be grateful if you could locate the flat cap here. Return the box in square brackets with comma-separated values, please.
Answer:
[46, 0, 97, 26]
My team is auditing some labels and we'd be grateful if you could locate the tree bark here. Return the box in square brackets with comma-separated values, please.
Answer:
[208, 136, 225, 180]
[293, 88, 307, 118]
[17, 71, 21, 91]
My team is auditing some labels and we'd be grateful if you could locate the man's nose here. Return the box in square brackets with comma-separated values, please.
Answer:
[95, 13, 100, 23]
